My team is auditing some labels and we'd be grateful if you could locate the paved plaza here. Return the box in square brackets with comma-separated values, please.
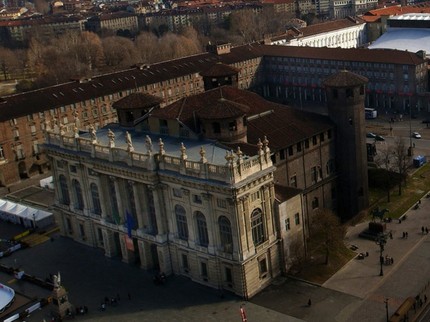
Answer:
[1, 182, 430, 321]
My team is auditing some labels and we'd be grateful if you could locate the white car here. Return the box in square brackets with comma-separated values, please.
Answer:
[412, 132, 422, 139]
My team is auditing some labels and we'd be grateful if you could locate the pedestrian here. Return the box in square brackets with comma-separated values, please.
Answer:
[308, 299, 312, 307]
[426, 227, 429, 234]
[403, 232, 405, 238]
[422, 226, 425, 235]
[406, 232, 409, 239]
[391, 257, 394, 265]
[389, 232, 393, 239]
[399, 218, 402, 224]
[365, 251, 369, 257]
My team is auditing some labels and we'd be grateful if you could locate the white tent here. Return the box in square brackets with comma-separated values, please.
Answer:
[0, 199, 54, 228]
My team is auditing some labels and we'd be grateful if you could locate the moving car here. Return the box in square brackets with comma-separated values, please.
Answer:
[412, 132, 422, 139]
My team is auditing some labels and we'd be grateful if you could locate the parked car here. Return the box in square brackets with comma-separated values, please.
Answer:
[412, 132, 422, 139]
[366, 132, 385, 141]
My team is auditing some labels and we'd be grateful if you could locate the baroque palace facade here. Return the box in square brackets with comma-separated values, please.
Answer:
[0, 43, 427, 189]
[43, 65, 369, 297]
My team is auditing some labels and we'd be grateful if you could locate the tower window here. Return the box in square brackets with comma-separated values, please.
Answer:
[346, 88, 353, 98]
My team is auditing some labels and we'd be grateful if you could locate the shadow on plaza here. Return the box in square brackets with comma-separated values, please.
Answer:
[0, 233, 243, 319]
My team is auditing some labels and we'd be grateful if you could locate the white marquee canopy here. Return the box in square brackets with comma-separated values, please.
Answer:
[0, 199, 53, 228]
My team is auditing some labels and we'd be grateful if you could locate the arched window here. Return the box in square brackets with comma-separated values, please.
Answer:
[175, 205, 188, 240]
[72, 179, 84, 210]
[196, 211, 209, 247]
[251, 208, 265, 246]
[90, 183, 101, 215]
[59, 175, 70, 205]
[219, 216, 233, 253]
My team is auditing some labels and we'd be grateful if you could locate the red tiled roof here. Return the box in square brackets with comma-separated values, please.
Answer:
[112, 92, 163, 110]
[0, 43, 425, 122]
[152, 85, 333, 150]
[196, 98, 249, 119]
[200, 62, 240, 77]
[255, 44, 425, 65]
[324, 70, 368, 87]
[299, 17, 365, 38]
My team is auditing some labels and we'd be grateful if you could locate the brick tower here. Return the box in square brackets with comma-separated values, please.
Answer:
[324, 70, 369, 220]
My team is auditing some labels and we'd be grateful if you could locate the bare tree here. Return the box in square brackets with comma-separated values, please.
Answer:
[308, 208, 346, 265]
[392, 137, 409, 195]
[374, 144, 394, 202]
[102, 36, 139, 70]
[0, 47, 22, 80]
[135, 32, 160, 63]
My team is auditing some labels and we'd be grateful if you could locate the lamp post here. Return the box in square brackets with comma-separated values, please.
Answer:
[384, 298, 389, 322]
[32, 213, 36, 229]
[375, 233, 387, 276]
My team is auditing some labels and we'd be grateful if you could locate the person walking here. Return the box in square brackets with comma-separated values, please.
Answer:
[426, 227, 429, 234]
[422, 226, 425, 235]
[308, 299, 312, 307]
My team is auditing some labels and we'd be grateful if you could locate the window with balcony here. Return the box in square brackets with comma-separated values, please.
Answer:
[90, 183, 101, 215]
[59, 175, 70, 205]
[72, 179, 84, 210]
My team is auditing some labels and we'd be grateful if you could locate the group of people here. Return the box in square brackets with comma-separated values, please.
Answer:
[100, 293, 124, 311]
[421, 226, 429, 235]
[402, 232, 409, 239]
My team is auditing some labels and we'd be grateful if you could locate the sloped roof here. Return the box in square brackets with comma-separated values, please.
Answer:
[112, 92, 163, 110]
[152, 85, 333, 151]
[196, 98, 249, 119]
[200, 62, 240, 77]
[323, 70, 368, 88]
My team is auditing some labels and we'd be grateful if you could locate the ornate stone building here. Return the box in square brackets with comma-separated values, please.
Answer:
[44, 89, 281, 298]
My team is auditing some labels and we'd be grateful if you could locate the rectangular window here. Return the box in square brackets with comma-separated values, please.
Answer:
[193, 194, 202, 204]
[305, 139, 309, 149]
[97, 228, 104, 245]
[66, 218, 73, 234]
[70, 165, 77, 173]
[285, 218, 290, 230]
[311, 166, 318, 183]
[279, 149, 285, 160]
[217, 198, 227, 208]
[294, 213, 300, 225]
[79, 224, 85, 238]
[320, 133, 325, 142]
[201, 262, 208, 278]
[297, 142, 302, 152]
[312, 136, 317, 145]
[13, 129, 19, 139]
[182, 254, 189, 270]
[30, 125, 36, 134]
[288, 146, 293, 156]
[251, 191, 260, 202]
[259, 258, 268, 277]
[225, 267, 233, 283]
[290, 175, 297, 187]
[173, 188, 182, 198]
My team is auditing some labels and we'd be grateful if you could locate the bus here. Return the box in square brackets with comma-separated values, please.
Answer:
[365, 108, 377, 119]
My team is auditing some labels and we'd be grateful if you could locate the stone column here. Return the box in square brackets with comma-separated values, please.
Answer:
[138, 240, 153, 270]
[102, 229, 117, 258]
[130, 181, 142, 228]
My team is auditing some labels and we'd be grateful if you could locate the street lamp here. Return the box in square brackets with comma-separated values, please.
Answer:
[375, 233, 387, 276]
[409, 105, 413, 156]
[384, 298, 389, 322]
